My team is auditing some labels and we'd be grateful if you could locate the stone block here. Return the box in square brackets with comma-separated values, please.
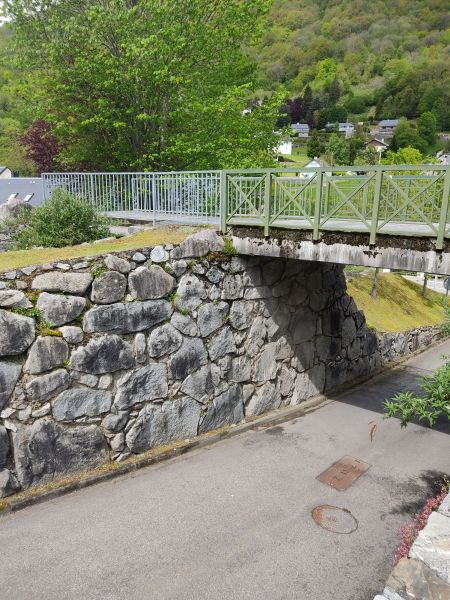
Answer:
[12, 419, 108, 488]
[25, 369, 70, 403]
[246, 382, 281, 416]
[114, 364, 168, 409]
[199, 384, 243, 433]
[24, 336, 69, 374]
[0, 361, 21, 410]
[90, 271, 127, 304]
[70, 335, 134, 374]
[83, 300, 172, 334]
[128, 266, 175, 300]
[125, 398, 201, 453]
[32, 272, 93, 295]
[37, 292, 86, 327]
[53, 388, 113, 421]
[168, 338, 208, 380]
[197, 302, 229, 337]
[148, 324, 183, 358]
[0, 309, 35, 357]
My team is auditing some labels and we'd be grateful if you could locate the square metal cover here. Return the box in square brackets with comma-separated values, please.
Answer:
[317, 455, 371, 491]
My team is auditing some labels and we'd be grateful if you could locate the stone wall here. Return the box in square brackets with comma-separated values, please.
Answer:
[0, 231, 439, 498]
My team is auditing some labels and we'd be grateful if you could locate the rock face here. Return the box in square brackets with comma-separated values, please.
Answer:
[24, 336, 69, 374]
[126, 398, 201, 453]
[36, 292, 86, 327]
[0, 196, 32, 221]
[53, 389, 113, 421]
[32, 272, 93, 295]
[0, 290, 31, 309]
[0, 310, 35, 357]
[129, 266, 175, 300]
[168, 338, 208, 380]
[70, 336, 134, 374]
[114, 364, 168, 410]
[0, 361, 21, 410]
[83, 300, 172, 334]
[12, 419, 108, 488]
[90, 271, 127, 304]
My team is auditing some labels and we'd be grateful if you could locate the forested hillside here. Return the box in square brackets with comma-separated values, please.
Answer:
[255, 0, 450, 127]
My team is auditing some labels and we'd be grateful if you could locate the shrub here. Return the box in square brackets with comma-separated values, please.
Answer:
[9, 188, 111, 249]
[384, 356, 450, 426]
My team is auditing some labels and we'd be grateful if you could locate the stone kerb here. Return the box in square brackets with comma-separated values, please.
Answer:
[0, 229, 438, 499]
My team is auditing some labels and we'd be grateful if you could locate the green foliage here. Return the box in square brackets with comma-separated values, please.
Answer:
[7, 0, 278, 171]
[382, 147, 425, 165]
[222, 238, 238, 256]
[325, 133, 349, 166]
[254, 0, 450, 128]
[306, 129, 324, 159]
[8, 188, 111, 249]
[384, 357, 450, 427]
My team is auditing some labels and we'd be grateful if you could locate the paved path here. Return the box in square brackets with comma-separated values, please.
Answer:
[1, 342, 450, 600]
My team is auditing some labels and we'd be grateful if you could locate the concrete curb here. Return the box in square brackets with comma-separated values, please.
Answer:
[0, 334, 447, 518]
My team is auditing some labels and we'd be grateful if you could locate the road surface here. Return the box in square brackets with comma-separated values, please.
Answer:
[1, 341, 449, 600]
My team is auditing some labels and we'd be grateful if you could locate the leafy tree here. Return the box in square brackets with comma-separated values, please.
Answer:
[20, 119, 59, 175]
[326, 77, 343, 106]
[355, 145, 379, 165]
[325, 133, 349, 165]
[306, 129, 324, 158]
[7, 0, 276, 171]
[0, 116, 33, 175]
[303, 84, 314, 127]
[382, 146, 424, 165]
[417, 111, 437, 149]
[391, 120, 428, 155]
[287, 96, 304, 123]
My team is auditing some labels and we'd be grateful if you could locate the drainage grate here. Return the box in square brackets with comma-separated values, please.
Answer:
[317, 455, 370, 491]
[312, 505, 358, 534]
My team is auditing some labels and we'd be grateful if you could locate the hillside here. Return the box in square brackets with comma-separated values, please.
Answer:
[255, 0, 450, 127]
[347, 271, 445, 332]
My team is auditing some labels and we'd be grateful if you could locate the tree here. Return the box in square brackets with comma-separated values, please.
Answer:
[0, 116, 33, 175]
[391, 120, 428, 155]
[7, 0, 276, 171]
[371, 268, 380, 299]
[326, 133, 349, 165]
[307, 129, 324, 158]
[287, 96, 304, 123]
[326, 77, 343, 106]
[355, 146, 378, 165]
[417, 111, 437, 149]
[20, 119, 59, 175]
[382, 146, 425, 165]
[303, 84, 314, 128]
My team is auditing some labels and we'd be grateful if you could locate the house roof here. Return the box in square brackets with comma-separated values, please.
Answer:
[339, 123, 354, 128]
[378, 119, 399, 127]
[291, 123, 309, 130]
[367, 138, 388, 147]
[0, 167, 10, 175]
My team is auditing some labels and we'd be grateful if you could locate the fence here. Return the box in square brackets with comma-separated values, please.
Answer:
[42, 171, 221, 224]
[42, 165, 450, 248]
[221, 165, 450, 249]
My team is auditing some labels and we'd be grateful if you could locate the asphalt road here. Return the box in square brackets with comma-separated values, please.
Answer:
[1, 341, 450, 600]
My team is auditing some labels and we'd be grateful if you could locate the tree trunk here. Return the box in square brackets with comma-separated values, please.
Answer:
[421, 273, 428, 298]
[371, 267, 379, 299]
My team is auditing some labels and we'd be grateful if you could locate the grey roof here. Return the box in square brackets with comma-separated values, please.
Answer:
[291, 123, 309, 130]
[0, 178, 44, 206]
[379, 119, 399, 127]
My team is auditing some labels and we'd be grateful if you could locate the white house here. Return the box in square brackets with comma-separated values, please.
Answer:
[300, 158, 330, 179]
[274, 140, 292, 155]
[338, 123, 355, 138]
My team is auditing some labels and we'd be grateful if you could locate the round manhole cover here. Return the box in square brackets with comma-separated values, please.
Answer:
[312, 505, 358, 534]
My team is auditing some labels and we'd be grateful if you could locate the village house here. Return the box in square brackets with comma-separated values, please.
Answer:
[291, 122, 309, 138]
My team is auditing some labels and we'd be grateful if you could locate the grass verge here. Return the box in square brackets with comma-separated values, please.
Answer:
[347, 271, 445, 333]
[0, 226, 198, 272]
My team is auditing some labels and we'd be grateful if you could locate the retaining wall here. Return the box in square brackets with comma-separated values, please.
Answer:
[0, 231, 441, 497]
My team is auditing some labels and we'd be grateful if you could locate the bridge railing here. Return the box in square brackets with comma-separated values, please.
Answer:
[221, 165, 450, 249]
[42, 171, 221, 223]
[42, 165, 450, 249]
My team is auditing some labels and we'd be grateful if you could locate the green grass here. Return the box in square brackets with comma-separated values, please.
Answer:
[347, 271, 445, 333]
[0, 226, 199, 272]
[279, 147, 309, 168]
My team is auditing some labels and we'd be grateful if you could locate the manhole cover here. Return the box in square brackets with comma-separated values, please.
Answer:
[312, 505, 358, 534]
[317, 456, 371, 491]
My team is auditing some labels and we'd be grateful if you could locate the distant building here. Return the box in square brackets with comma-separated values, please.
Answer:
[367, 138, 389, 153]
[291, 123, 309, 138]
[0, 167, 13, 178]
[275, 140, 292, 155]
[378, 119, 399, 135]
[300, 158, 330, 178]
[338, 123, 355, 138]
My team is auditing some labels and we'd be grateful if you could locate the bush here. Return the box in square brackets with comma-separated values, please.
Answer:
[384, 356, 450, 426]
[8, 189, 111, 249]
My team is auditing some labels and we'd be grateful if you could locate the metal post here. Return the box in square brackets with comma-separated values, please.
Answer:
[152, 174, 157, 227]
[313, 169, 323, 241]
[220, 170, 227, 233]
[369, 168, 383, 245]
[436, 168, 450, 250]
[263, 172, 271, 237]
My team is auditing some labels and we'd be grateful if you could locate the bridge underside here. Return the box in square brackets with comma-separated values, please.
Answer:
[230, 227, 450, 276]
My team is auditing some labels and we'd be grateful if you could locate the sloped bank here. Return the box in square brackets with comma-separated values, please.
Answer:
[0, 231, 441, 497]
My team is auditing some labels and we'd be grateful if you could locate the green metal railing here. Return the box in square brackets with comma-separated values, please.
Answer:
[220, 165, 450, 249]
